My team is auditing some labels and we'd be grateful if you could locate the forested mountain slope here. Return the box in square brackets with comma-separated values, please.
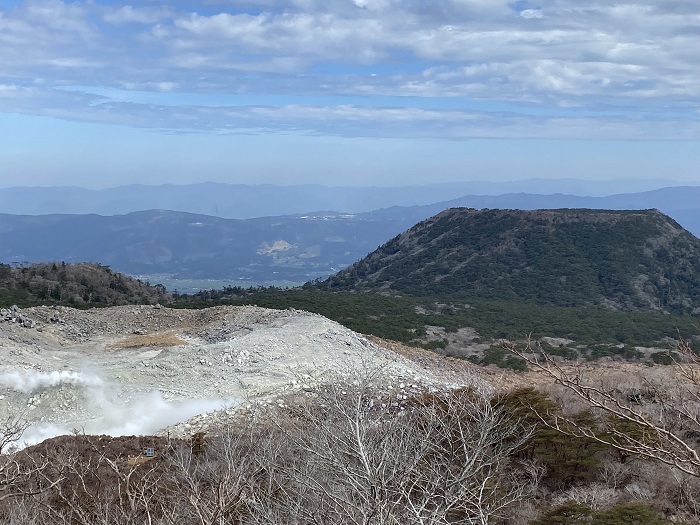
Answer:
[320, 208, 700, 314]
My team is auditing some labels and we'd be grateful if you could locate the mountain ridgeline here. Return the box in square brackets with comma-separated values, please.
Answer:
[319, 208, 700, 314]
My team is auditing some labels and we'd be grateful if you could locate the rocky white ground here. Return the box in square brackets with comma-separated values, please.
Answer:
[0, 305, 485, 446]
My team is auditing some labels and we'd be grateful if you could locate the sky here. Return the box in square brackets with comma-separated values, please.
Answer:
[1, 0, 700, 188]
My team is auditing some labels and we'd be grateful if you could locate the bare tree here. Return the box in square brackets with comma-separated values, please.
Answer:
[28, 435, 167, 525]
[161, 429, 264, 525]
[265, 372, 540, 525]
[0, 412, 27, 456]
[0, 372, 541, 525]
[0, 412, 64, 504]
[505, 336, 700, 477]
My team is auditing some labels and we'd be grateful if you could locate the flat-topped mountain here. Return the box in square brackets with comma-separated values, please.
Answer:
[319, 208, 700, 314]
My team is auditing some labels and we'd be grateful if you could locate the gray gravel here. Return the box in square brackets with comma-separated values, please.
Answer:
[0, 305, 487, 444]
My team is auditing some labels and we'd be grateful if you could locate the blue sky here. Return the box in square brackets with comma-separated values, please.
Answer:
[1, 0, 699, 188]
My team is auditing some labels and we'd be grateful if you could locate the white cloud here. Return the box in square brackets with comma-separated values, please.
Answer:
[520, 9, 543, 19]
[23, 0, 92, 34]
[0, 0, 699, 140]
[2, 82, 698, 141]
[103, 5, 171, 25]
[166, 11, 388, 63]
[0, 84, 20, 95]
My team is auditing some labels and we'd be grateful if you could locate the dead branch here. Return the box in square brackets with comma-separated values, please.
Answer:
[505, 337, 700, 477]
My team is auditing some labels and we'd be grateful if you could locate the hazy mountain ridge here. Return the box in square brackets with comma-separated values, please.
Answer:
[0, 210, 418, 283]
[2, 183, 700, 285]
[320, 208, 700, 315]
[383, 187, 700, 236]
[0, 179, 685, 218]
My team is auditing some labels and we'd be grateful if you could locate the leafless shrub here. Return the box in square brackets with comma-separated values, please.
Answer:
[159, 427, 267, 525]
[0, 368, 542, 525]
[0, 411, 64, 504]
[0, 411, 28, 455]
[505, 336, 700, 478]
[550, 482, 618, 510]
[597, 457, 632, 490]
[261, 371, 540, 525]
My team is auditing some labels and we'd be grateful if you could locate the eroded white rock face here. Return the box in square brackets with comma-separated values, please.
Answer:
[0, 305, 484, 446]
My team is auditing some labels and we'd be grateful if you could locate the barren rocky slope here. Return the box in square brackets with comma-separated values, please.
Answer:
[0, 305, 485, 446]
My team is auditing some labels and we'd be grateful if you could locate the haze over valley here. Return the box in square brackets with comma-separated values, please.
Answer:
[2, 180, 700, 289]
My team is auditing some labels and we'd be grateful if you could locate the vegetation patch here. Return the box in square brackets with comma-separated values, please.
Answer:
[468, 346, 528, 371]
[2, 261, 698, 361]
[0, 261, 167, 307]
[176, 287, 699, 349]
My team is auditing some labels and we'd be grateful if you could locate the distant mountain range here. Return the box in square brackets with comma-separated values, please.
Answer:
[377, 187, 700, 238]
[0, 179, 685, 218]
[1, 182, 700, 287]
[318, 208, 700, 315]
[0, 210, 418, 283]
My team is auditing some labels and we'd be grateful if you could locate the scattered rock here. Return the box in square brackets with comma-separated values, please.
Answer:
[1, 305, 487, 444]
[1, 305, 36, 328]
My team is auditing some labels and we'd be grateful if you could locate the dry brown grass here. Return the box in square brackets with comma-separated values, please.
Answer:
[126, 455, 157, 466]
[107, 332, 187, 349]
[366, 335, 667, 394]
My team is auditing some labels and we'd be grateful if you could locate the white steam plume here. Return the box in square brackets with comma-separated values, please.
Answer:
[3, 369, 236, 449]
[19, 389, 236, 448]
[0, 370, 103, 393]
[88, 390, 236, 436]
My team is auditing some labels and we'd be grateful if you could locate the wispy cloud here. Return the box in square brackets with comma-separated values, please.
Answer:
[0, 0, 699, 139]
